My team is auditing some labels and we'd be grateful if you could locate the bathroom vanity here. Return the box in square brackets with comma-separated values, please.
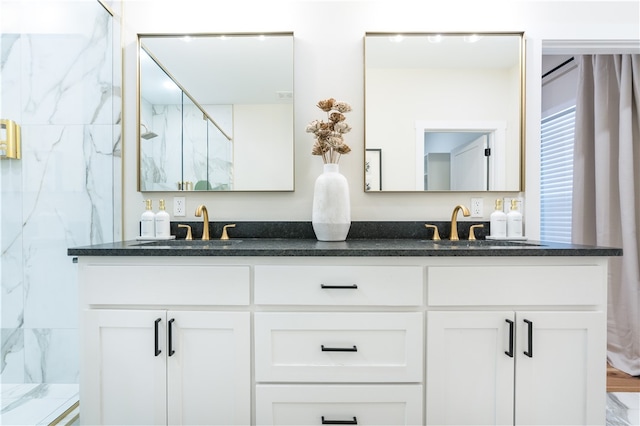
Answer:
[69, 237, 621, 425]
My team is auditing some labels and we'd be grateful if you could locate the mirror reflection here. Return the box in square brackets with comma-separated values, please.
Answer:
[364, 32, 524, 192]
[138, 33, 294, 192]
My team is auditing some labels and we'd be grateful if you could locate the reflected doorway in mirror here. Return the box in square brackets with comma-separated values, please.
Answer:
[415, 121, 507, 191]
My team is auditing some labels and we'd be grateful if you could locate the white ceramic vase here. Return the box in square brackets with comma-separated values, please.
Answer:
[312, 163, 351, 241]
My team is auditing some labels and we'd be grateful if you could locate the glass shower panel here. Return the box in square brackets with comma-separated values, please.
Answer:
[206, 113, 233, 191]
[0, 0, 120, 386]
[182, 94, 205, 189]
[183, 98, 234, 191]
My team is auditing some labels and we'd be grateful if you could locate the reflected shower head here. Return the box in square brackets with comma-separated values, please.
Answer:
[140, 124, 158, 140]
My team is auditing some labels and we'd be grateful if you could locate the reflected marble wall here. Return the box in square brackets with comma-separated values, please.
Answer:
[0, 0, 120, 384]
[183, 104, 233, 190]
[140, 101, 232, 191]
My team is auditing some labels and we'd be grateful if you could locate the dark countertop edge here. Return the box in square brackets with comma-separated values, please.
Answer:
[67, 239, 623, 258]
[67, 249, 621, 257]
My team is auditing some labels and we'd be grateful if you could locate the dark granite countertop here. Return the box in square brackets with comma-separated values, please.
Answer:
[68, 221, 622, 257]
[68, 238, 622, 258]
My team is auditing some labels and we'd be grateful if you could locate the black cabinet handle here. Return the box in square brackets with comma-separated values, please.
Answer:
[154, 318, 162, 356]
[321, 416, 357, 425]
[505, 319, 514, 358]
[168, 318, 175, 356]
[321, 284, 358, 289]
[321, 345, 358, 352]
[524, 319, 533, 358]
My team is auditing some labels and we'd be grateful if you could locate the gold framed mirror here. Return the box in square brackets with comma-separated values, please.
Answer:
[364, 32, 525, 192]
[137, 32, 294, 192]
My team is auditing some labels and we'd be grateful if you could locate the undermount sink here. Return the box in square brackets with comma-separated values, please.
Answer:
[420, 239, 544, 247]
[133, 239, 242, 247]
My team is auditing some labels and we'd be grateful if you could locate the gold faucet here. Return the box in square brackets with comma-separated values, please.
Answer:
[195, 205, 210, 240]
[178, 224, 193, 240]
[220, 224, 236, 240]
[469, 224, 484, 241]
[449, 204, 470, 241]
[424, 224, 441, 241]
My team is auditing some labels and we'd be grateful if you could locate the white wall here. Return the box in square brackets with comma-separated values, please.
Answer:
[121, 0, 640, 240]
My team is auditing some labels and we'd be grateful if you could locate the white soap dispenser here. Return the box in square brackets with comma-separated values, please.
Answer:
[506, 199, 523, 238]
[490, 199, 507, 238]
[140, 199, 155, 238]
[155, 199, 171, 238]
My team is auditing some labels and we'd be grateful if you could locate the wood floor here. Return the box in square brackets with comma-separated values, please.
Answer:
[608, 364, 640, 392]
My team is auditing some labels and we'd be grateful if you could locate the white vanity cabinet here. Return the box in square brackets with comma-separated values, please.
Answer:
[425, 263, 607, 425]
[79, 259, 251, 425]
[75, 254, 610, 426]
[253, 265, 425, 425]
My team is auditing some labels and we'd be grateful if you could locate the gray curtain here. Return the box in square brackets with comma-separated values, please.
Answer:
[572, 54, 640, 376]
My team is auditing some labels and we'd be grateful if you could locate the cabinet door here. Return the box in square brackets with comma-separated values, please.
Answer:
[514, 311, 605, 425]
[167, 311, 250, 426]
[427, 311, 515, 425]
[83, 309, 167, 425]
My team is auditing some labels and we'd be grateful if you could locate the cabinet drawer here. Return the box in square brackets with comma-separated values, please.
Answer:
[82, 264, 250, 306]
[254, 265, 423, 306]
[256, 384, 423, 425]
[427, 264, 605, 306]
[255, 312, 423, 382]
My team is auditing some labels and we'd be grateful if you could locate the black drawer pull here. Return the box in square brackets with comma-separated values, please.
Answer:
[321, 345, 358, 352]
[524, 319, 533, 358]
[168, 318, 175, 356]
[154, 318, 162, 356]
[321, 284, 358, 289]
[505, 319, 514, 358]
[322, 416, 357, 425]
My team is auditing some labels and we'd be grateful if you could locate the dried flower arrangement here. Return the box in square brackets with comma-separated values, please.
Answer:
[306, 98, 352, 164]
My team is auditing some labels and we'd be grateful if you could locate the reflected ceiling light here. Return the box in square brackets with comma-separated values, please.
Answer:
[258, 35, 266, 41]
[219, 35, 228, 40]
[427, 34, 442, 43]
[181, 36, 192, 42]
[464, 34, 482, 43]
[388, 34, 404, 43]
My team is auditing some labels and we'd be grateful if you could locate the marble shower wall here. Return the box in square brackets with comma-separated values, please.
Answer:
[0, 0, 121, 384]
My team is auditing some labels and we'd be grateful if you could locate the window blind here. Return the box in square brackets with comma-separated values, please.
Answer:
[540, 106, 575, 243]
